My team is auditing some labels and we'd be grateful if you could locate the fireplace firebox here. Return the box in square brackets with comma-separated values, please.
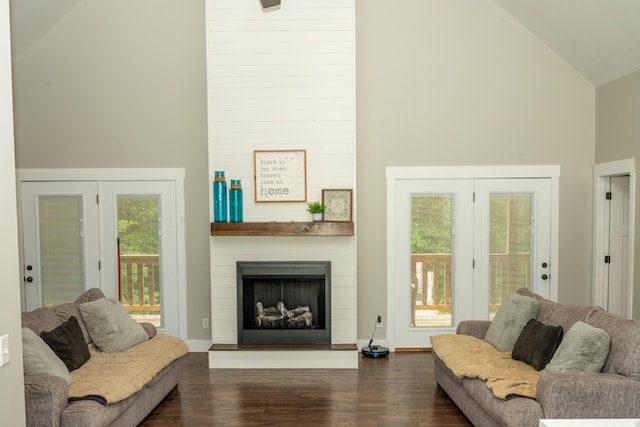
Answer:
[237, 261, 331, 345]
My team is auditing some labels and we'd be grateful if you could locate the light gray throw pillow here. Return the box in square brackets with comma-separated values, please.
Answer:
[79, 298, 149, 353]
[484, 292, 539, 352]
[22, 327, 72, 385]
[545, 321, 610, 373]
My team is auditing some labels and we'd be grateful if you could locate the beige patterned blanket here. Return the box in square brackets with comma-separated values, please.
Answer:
[69, 334, 188, 404]
[430, 334, 542, 400]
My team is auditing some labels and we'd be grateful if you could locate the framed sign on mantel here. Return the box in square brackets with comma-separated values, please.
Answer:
[254, 150, 307, 202]
[322, 189, 353, 222]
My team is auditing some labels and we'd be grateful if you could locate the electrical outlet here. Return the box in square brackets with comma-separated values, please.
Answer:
[201, 318, 209, 329]
[376, 315, 383, 328]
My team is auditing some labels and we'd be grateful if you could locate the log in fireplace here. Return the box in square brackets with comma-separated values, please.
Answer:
[237, 261, 331, 345]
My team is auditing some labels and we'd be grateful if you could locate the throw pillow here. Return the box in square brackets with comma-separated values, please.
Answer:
[79, 298, 149, 353]
[512, 319, 563, 371]
[22, 327, 72, 385]
[40, 316, 90, 371]
[545, 321, 610, 373]
[484, 292, 539, 352]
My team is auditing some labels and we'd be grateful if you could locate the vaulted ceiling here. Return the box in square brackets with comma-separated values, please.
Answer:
[8, 0, 640, 86]
[492, 0, 640, 86]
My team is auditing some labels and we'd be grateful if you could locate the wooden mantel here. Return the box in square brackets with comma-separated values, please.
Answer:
[210, 221, 354, 237]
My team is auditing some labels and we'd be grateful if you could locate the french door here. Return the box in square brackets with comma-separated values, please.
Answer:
[387, 167, 558, 349]
[19, 175, 182, 336]
[21, 182, 100, 310]
[100, 181, 180, 334]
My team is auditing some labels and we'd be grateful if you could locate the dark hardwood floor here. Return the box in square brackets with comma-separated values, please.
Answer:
[139, 351, 472, 427]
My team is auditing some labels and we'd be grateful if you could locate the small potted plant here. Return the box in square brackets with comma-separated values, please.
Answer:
[306, 201, 326, 221]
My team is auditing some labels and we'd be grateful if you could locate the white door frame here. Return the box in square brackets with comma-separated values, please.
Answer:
[16, 168, 188, 340]
[386, 165, 560, 351]
[593, 159, 636, 318]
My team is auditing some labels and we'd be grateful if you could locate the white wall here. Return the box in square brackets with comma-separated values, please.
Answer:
[206, 0, 357, 344]
[596, 69, 640, 319]
[0, 0, 27, 423]
[356, 0, 595, 340]
[11, 0, 212, 343]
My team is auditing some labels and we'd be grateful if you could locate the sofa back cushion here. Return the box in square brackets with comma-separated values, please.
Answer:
[586, 310, 640, 379]
[543, 304, 604, 335]
[21, 288, 107, 342]
[74, 287, 106, 304]
[21, 307, 62, 336]
[516, 287, 605, 333]
[53, 302, 92, 344]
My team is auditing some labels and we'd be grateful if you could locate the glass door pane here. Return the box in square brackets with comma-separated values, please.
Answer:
[489, 194, 532, 318]
[117, 196, 161, 327]
[411, 195, 453, 327]
[38, 196, 84, 306]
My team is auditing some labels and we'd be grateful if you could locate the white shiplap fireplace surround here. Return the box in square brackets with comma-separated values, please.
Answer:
[206, 0, 357, 368]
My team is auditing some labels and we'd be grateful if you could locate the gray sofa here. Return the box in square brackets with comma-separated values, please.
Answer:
[21, 288, 187, 427]
[432, 288, 640, 427]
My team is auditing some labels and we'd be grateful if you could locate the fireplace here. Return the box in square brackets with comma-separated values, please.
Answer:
[237, 261, 331, 345]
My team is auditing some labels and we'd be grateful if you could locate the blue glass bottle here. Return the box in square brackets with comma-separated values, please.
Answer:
[229, 179, 243, 223]
[213, 171, 227, 222]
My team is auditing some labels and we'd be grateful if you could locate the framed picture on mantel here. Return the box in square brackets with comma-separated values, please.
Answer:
[322, 189, 353, 222]
[254, 150, 307, 202]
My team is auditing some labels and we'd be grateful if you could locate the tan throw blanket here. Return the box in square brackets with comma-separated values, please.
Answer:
[69, 334, 188, 404]
[430, 334, 542, 400]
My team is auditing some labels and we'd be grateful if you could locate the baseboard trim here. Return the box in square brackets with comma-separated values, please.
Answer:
[186, 339, 211, 352]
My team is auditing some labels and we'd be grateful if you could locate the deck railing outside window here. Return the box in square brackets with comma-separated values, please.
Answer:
[120, 254, 160, 313]
[412, 253, 529, 315]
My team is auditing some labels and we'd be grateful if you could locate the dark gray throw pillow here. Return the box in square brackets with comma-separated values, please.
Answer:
[40, 316, 91, 371]
[512, 319, 563, 371]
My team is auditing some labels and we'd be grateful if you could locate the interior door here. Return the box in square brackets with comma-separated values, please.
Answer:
[392, 177, 552, 348]
[20, 181, 100, 310]
[607, 175, 630, 317]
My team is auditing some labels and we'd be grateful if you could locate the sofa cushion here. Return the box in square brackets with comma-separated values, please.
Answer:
[74, 287, 106, 304]
[485, 292, 538, 352]
[22, 327, 72, 385]
[40, 316, 91, 371]
[461, 377, 544, 427]
[512, 319, 563, 371]
[79, 298, 149, 353]
[53, 302, 92, 344]
[516, 287, 605, 333]
[545, 321, 610, 373]
[21, 307, 63, 336]
[585, 310, 640, 379]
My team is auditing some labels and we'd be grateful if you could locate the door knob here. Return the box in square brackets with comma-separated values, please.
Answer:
[541, 274, 548, 280]
[26, 276, 33, 283]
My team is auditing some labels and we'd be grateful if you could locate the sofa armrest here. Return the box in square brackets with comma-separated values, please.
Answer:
[537, 372, 640, 419]
[139, 322, 157, 338]
[456, 320, 491, 339]
[24, 375, 69, 427]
